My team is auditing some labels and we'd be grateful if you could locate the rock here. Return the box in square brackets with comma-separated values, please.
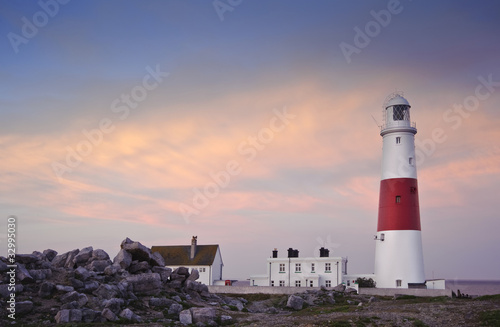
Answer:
[87, 259, 111, 272]
[28, 268, 51, 281]
[104, 264, 119, 276]
[220, 315, 233, 324]
[129, 260, 150, 274]
[332, 284, 346, 292]
[126, 272, 161, 295]
[16, 301, 33, 315]
[43, 249, 58, 261]
[345, 287, 357, 294]
[38, 281, 55, 298]
[179, 309, 193, 325]
[55, 309, 70, 323]
[15, 254, 39, 265]
[121, 238, 152, 262]
[150, 297, 175, 307]
[74, 266, 91, 281]
[113, 249, 133, 269]
[101, 308, 117, 321]
[172, 295, 182, 302]
[103, 298, 125, 313]
[70, 277, 85, 289]
[31, 251, 46, 262]
[119, 308, 142, 322]
[81, 308, 100, 323]
[358, 302, 363, 306]
[56, 285, 74, 292]
[287, 295, 304, 310]
[60, 291, 81, 304]
[77, 293, 88, 307]
[93, 284, 119, 300]
[168, 303, 183, 315]
[92, 249, 110, 261]
[347, 300, 356, 305]
[174, 266, 190, 276]
[61, 301, 79, 310]
[150, 251, 165, 267]
[51, 252, 69, 268]
[82, 280, 99, 293]
[0, 260, 7, 272]
[55, 309, 82, 323]
[187, 268, 200, 281]
[64, 249, 80, 268]
[0, 284, 23, 298]
[73, 246, 93, 266]
[191, 307, 216, 324]
[368, 296, 378, 303]
[152, 266, 172, 281]
[16, 263, 34, 283]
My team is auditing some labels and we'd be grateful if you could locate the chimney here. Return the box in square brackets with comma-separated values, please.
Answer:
[287, 248, 299, 258]
[190, 236, 197, 260]
[287, 248, 294, 258]
[319, 247, 330, 257]
[272, 248, 278, 258]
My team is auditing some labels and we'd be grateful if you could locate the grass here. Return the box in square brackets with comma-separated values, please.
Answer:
[475, 294, 500, 301]
[479, 310, 500, 326]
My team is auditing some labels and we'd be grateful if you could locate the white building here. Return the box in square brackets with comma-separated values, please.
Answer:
[250, 248, 347, 288]
[152, 236, 223, 285]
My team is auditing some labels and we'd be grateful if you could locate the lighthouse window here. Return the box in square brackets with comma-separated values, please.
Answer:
[396, 196, 401, 203]
[396, 137, 401, 144]
[409, 157, 413, 165]
[393, 105, 409, 121]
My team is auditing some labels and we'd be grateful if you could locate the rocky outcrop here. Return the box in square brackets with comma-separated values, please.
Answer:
[0, 237, 232, 326]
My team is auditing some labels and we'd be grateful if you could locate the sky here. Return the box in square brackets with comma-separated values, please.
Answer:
[1, 0, 499, 281]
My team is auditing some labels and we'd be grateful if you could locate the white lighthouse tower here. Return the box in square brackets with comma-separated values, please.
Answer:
[374, 93, 426, 289]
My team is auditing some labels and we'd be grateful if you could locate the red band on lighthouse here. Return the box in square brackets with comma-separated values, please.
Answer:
[377, 178, 421, 231]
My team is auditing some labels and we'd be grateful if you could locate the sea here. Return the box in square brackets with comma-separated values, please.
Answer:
[446, 279, 500, 296]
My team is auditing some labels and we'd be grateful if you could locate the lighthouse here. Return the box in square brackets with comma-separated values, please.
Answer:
[374, 93, 426, 289]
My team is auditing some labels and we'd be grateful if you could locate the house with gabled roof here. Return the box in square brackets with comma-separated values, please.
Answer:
[152, 236, 223, 286]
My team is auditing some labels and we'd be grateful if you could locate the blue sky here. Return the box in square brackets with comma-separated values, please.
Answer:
[1, 0, 499, 280]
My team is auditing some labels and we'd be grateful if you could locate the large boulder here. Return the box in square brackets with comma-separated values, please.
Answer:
[43, 249, 58, 261]
[287, 295, 304, 310]
[38, 281, 55, 298]
[87, 259, 112, 272]
[28, 268, 51, 281]
[129, 261, 150, 274]
[119, 308, 142, 322]
[15, 254, 39, 265]
[64, 249, 80, 268]
[16, 263, 34, 283]
[150, 251, 165, 267]
[121, 238, 152, 262]
[125, 273, 161, 295]
[55, 309, 82, 323]
[91, 249, 110, 261]
[191, 307, 216, 324]
[186, 268, 199, 281]
[101, 308, 117, 321]
[332, 284, 346, 293]
[74, 266, 91, 281]
[112, 249, 132, 270]
[73, 246, 93, 266]
[93, 284, 119, 300]
[179, 309, 192, 325]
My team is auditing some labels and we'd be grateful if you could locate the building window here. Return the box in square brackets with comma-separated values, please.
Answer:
[325, 263, 331, 272]
[199, 268, 206, 273]
[279, 264, 285, 272]
[396, 137, 401, 144]
[295, 263, 301, 272]
[396, 195, 401, 203]
[279, 280, 285, 287]
[311, 263, 315, 273]
[271, 280, 274, 287]
[295, 280, 301, 287]
[396, 279, 402, 287]
[310, 280, 314, 287]
[325, 280, 331, 287]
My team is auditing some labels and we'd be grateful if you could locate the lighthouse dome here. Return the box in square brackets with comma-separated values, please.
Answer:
[385, 95, 410, 108]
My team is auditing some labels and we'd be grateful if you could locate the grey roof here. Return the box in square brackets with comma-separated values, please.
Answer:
[151, 244, 219, 266]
